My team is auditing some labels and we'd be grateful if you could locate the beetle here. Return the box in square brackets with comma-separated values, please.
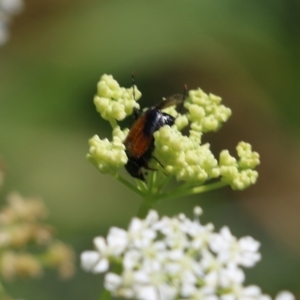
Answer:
[124, 92, 185, 181]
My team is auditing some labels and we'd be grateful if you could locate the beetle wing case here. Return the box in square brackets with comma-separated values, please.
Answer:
[124, 114, 153, 159]
[155, 93, 185, 110]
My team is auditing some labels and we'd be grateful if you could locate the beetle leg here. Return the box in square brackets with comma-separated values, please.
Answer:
[143, 156, 164, 171]
[133, 107, 140, 120]
[151, 156, 164, 168]
[143, 162, 157, 171]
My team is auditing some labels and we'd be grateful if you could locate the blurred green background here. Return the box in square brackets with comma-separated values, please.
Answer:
[1, 0, 300, 299]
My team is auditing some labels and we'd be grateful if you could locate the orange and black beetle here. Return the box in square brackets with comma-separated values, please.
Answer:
[124, 94, 185, 181]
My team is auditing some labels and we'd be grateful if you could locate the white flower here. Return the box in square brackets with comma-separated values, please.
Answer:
[80, 251, 106, 273]
[80, 238, 109, 273]
[123, 249, 142, 270]
[220, 284, 272, 300]
[179, 215, 214, 251]
[127, 217, 157, 249]
[105, 272, 135, 298]
[1, 0, 23, 13]
[187, 286, 219, 300]
[218, 265, 245, 287]
[0, 21, 8, 46]
[81, 208, 294, 300]
[81, 231, 128, 273]
[0, 0, 24, 46]
[105, 273, 123, 292]
[134, 283, 177, 300]
[275, 291, 295, 300]
[153, 215, 189, 250]
[209, 226, 261, 267]
[200, 250, 245, 290]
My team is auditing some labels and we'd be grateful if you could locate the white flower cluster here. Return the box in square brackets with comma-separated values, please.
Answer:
[0, 0, 23, 46]
[81, 208, 293, 300]
[94, 74, 142, 121]
[0, 192, 75, 281]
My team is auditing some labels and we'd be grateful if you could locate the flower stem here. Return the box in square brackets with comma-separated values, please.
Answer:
[136, 201, 153, 218]
[99, 288, 111, 300]
[155, 181, 228, 202]
[108, 119, 118, 129]
[0, 281, 7, 298]
[114, 174, 145, 198]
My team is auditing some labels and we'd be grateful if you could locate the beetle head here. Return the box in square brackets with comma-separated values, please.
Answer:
[125, 159, 145, 181]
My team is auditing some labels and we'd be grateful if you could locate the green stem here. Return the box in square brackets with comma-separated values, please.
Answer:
[108, 119, 118, 129]
[0, 280, 7, 298]
[147, 166, 157, 195]
[114, 174, 145, 198]
[155, 173, 174, 193]
[136, 179, 148, 194]
[155, 181, 228, 202]
[136, 201, 153, 218]
[99, 288, 111, 300]
[191, 181, 228, 194]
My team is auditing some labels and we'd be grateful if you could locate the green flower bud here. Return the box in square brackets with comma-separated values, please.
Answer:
[87, 127, 128, 174]
[154, 126, 219, 184]
[94, 74, 141, 121]
[186, 89, 232, 133]
[237, 141, 260, 169]
[219, 142, 260, 190]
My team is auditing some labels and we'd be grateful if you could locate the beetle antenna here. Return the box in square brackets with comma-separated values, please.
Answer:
[131, 72, 136, 101]
[178, 84, 188, 113]
[183, 84, 188, 99]
[131, 72, 140, 120]
[152, 156, 164, 168]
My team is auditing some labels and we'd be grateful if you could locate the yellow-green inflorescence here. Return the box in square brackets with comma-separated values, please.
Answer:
[87, 74, 260, 200]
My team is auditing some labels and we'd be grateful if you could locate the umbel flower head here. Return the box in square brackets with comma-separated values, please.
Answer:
[81, 207, 294, 300]
[87, 74, 260, 200]
[0, 0, 24, 46]
[0, 192, 75, 281]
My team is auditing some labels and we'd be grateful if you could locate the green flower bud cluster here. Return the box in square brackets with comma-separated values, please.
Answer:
[219, 142, 260, 190]
[94, 74, 142, 121]
[87, 74, 260, 197]
[87, 126, 128, 175]
[153, 88, 235, 185]
[154, 126, 220, 183]
[186, 89, 232, 133]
